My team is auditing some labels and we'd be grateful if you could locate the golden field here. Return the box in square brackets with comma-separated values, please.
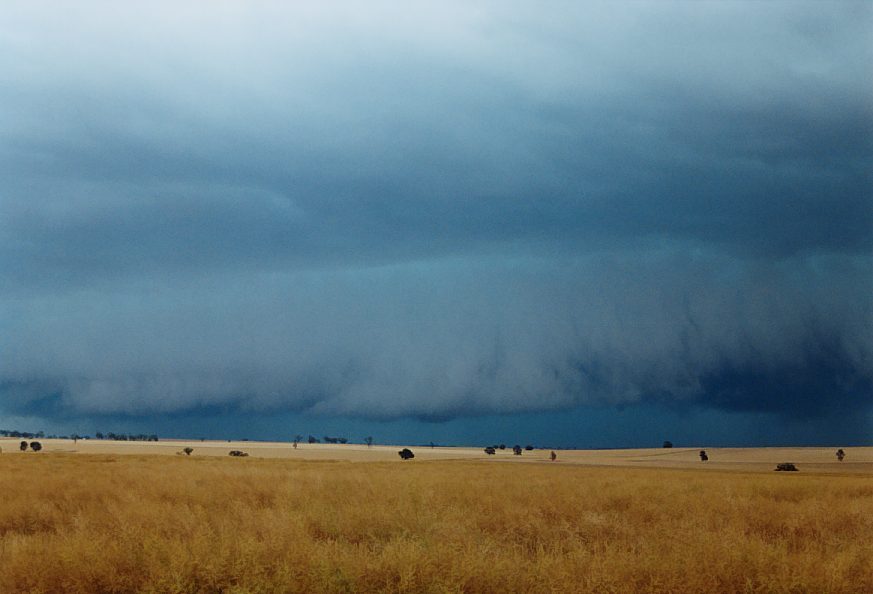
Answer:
[0, 442, 871, 593]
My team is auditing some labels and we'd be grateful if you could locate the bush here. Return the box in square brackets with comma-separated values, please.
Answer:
[836, 449, 845, 461]
[19, 441, 27, 452]
[775, 462, 798, 471]
[228, 450, 249, 457]
[699, 450, 708, 461]
[398, 448, 414, 460]
[524, 445, 534, 451]
[663, 441, 673, 448]
[183, 447, 194, 456]
[512, 445, 522, 455]
[30, 441, 42, 452]
[484, 446, 496, 455]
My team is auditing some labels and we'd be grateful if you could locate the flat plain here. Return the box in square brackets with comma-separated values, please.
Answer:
[1, 439, 871, 593]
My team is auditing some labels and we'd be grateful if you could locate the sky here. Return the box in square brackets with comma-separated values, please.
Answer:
[1, 1, 871, 447]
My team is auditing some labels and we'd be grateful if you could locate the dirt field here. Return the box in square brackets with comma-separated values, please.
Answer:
[3, 438, 871, 474]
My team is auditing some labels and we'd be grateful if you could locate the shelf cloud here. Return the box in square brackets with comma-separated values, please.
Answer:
[1, 1, 871, 427]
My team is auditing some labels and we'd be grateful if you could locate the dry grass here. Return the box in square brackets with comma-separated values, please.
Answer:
[1, 453, 871, 593]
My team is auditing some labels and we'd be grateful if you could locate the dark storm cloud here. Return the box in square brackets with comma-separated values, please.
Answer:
[1, 1, 871, 422]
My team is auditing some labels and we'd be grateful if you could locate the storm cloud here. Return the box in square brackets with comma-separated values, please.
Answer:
[1, 2, 871, 427]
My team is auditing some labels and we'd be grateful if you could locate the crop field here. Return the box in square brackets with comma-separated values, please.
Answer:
[0, 445, 871, 593]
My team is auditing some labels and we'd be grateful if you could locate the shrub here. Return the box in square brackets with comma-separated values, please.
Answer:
[524, 445, 534, 451]
[19, 441, 27, 452]
[30, 441, 42, 452]
[663, 441, 673, 448]
[512, 445, 522, 455]
[228, 450, 249, 457]
[183, 447, 194, 456]
[836, 449, 845, 461]
[775, 462, 798, 471]
[484, 447, 496, 455]
[699, 450, 708, 461]
[398, 448, 414, 460]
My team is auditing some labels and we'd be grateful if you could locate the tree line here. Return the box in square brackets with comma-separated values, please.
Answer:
[1, 429, 158, 441]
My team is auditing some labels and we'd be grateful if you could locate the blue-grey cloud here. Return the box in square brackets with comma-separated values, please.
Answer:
[1, 1, 871, 425]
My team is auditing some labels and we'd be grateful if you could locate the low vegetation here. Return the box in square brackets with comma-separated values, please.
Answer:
[0, 454, 870, 593]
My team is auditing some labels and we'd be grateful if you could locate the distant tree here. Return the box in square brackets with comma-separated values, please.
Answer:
[95, 432, 104, 440]
[19, 441, 27, 451]
[512, 445, 522, 455]
[30, 441, 42, 452]
[699, 450, 708, 461]
[524, 445, 534, 451]
[293, 435, 302, 449]
[836, 449, 845, 461]
[550, 450, 557, 462]
[484, 446, 496, 455]
[662, 441, 673, 448]
[308, 435, 319, 444]
[398, 448, 414, 460]
[148, 435, 159, 442]
[183, 447, 193, 456]
[229, 450, 249, 457]
[338, 437, 348, 444]
[498, 444, 506, 450]
[365, 436, 373, 448]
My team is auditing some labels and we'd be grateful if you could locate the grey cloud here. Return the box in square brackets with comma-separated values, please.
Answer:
[2, 253, 870, 419]
[0, 2, 871, 422]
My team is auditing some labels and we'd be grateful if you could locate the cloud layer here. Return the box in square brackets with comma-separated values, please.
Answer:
[1, 1, 871, 422]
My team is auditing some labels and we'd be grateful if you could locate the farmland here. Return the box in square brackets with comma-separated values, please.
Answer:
[0, 442, 871, 593]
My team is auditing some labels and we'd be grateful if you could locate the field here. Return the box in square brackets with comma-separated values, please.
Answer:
[1, 441, 871, 593]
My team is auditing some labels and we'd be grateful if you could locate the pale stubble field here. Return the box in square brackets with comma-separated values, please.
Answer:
[0, 440, 871, 593]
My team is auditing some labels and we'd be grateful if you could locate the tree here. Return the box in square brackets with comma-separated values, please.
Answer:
[836, 449, 845, 461]
[308, 435, 319, 444]
[699, 450, 708, 461]
[183, 447, 193, 456]
[365, 436, 373, 448]
[498, 444, 506, 450]
[398, 448, 414, 460]
[30, 441, 42, 452]
[512, 445, 522, 455]
[484, 446, 496, 455]
[662, 441, 673, 448]
[550, 450, 557, 462]
[293, 435, 302, 449]
[19, 441, 27, 451]
[524, 445, 534, 451]
[95, 432, 104, 439]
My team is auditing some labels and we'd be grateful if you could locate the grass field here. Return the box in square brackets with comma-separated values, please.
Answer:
[1, 445, 871, 593]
